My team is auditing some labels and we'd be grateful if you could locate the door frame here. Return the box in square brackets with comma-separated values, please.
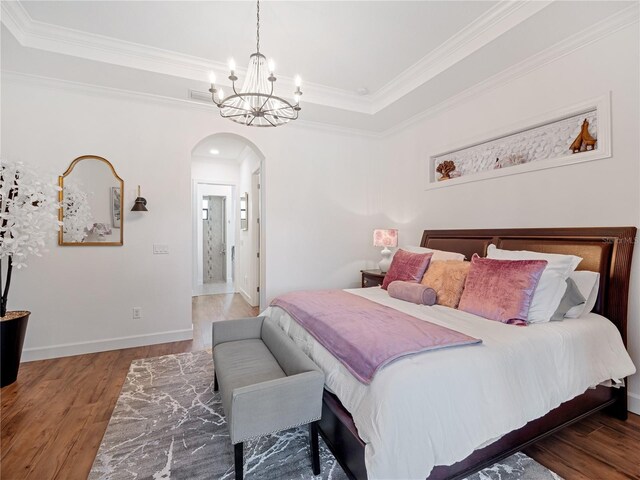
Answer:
[191, 179, 236, 294]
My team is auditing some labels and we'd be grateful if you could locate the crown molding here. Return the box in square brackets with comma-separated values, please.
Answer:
[1, 0, 550, 116]
[0, 0, 372, 114]
[381, 2, 639, 137]
[370, 0, 553, 113]
[2, 2, 636, 139]
[0, 69, 381, 138]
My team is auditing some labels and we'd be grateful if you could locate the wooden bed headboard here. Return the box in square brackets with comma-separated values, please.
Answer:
[420, 227, 637, 345]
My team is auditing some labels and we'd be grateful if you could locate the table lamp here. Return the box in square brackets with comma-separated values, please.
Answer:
[373, 229, 398, 273]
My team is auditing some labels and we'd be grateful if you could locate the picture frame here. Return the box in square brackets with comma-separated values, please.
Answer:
[111, 186, 121, 229]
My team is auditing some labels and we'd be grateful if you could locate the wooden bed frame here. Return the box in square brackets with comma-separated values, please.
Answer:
[318, 227, 637, 480]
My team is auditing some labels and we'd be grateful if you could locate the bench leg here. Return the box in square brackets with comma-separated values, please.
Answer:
[234, 442, 243, 480]
[213, 372, 219, 392]
[310, 421, 320, 475]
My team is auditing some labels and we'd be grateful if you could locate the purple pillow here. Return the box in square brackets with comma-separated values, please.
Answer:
[382, 250, 433, 290]
[458, 254, 547, 325]
[387, 281, 437, 305]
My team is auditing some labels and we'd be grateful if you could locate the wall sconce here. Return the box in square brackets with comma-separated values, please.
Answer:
[131, 185, 148, 211]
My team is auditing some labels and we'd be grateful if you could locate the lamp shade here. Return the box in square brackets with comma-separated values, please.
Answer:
[373, 229, 398, 248]
[131, 197, 148, 211]
[131, 185, 148, 212]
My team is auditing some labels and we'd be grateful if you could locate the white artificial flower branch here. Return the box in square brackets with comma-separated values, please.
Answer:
[0, 159, 61, 317]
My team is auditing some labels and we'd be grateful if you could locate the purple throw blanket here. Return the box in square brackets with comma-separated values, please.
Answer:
[271, 290, 482, 384]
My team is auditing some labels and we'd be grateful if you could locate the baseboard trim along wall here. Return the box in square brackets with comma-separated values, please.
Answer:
[629, 392, 640, 415]
[21, 328, 194, 362]
[238, 287, 255, 308]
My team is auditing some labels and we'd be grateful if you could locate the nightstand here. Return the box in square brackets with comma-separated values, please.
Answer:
[361, 269, 386, 288]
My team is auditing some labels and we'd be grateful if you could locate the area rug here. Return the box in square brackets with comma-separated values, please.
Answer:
[90, 351, 562, 480]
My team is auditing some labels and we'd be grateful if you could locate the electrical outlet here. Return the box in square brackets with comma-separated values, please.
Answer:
[132, 307, 142, 320]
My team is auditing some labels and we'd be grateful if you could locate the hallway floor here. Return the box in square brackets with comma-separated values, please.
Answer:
[191, 293, 259, 350]
[192, 280, 235, 296]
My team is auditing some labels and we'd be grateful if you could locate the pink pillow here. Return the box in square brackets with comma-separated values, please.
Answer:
[458, 254, 547, 325]
[382, 250, 433, 290]
[387, 281, 437, 305]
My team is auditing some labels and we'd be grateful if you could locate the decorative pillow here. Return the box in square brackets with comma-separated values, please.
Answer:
[387, 281, 437, 305]
[381, 250, 433, 290]
[565, 271, 600, 318]
[401, 245, 465, 262]
[458, 254, 547, 325]
[486, 244, 582, 323]
[421, 260, 471, 308]
[550, 278, 585, 321]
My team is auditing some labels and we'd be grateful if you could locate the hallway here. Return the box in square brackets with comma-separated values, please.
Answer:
[191, 293, 259, 350]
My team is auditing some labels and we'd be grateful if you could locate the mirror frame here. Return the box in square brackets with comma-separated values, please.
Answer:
[58, 155, 124, 246]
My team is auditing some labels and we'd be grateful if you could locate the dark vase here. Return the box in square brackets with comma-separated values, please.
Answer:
[1, 311, 30, 388]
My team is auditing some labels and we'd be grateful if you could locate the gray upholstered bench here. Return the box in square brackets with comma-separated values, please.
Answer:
[212, 316, 325, 480]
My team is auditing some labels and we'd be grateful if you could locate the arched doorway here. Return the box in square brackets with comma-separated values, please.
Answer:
[190, 133, 266, 310]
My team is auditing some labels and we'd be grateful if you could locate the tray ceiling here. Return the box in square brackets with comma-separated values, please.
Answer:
[2, 1, 636, 133]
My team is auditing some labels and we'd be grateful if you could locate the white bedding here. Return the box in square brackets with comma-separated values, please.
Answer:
[263, 287, 636, 480]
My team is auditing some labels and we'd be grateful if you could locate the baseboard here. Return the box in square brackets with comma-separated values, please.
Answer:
[21, 328, 194, 362]
[238, 287, 258, 308]
[629, 392, 640, 415]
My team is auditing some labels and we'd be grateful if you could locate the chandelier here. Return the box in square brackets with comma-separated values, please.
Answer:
[208, 0, 302, 127]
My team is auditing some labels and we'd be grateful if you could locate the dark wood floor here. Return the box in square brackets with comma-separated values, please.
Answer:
[1, 293, 638, 480]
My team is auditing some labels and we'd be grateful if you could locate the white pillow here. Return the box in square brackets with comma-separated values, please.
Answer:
[565, 271, 600, 318]
[486, 244, 582, 323]
[401, 245, 465, 262]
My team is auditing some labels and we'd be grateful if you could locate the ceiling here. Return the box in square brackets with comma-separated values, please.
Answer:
[17, 1, 497, 94]
[2, 1, 637, 133]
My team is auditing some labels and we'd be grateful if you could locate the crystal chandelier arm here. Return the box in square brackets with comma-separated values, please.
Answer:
[231, 81, 241, 98]
[220, 112, 253, 119]
[260, 101, 295, 114]
[219, 97, 254, 113]
[262, 115, 277, 127]
[258, 80, 275, 112]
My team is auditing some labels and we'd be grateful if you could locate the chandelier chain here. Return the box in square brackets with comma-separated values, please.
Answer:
[256, 0, 260, 53]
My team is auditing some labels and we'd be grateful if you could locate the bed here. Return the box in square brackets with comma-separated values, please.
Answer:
[265, 227, 637, 479]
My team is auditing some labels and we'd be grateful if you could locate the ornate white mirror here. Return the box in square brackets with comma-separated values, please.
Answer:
[58, 155, 124, 246]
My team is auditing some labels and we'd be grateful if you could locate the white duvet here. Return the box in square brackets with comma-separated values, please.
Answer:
[263, 287, 636, 480]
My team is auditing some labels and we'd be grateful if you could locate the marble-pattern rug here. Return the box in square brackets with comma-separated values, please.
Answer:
[90, 351, 562, 480]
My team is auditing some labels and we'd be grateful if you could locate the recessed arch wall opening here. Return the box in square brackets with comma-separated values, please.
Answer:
[191, 132, 266, 311]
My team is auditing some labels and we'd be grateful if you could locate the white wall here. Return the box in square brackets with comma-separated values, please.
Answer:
[237, 149, 261, 306]
[1, 75, 381, 361]
[377, 25, 640, 413]
[191, 155, 240, 185]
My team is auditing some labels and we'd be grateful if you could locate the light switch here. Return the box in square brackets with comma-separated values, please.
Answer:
[153, 244, 169, 254]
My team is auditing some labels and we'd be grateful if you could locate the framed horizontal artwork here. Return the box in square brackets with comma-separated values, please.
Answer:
[427, 93, 611, 189]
